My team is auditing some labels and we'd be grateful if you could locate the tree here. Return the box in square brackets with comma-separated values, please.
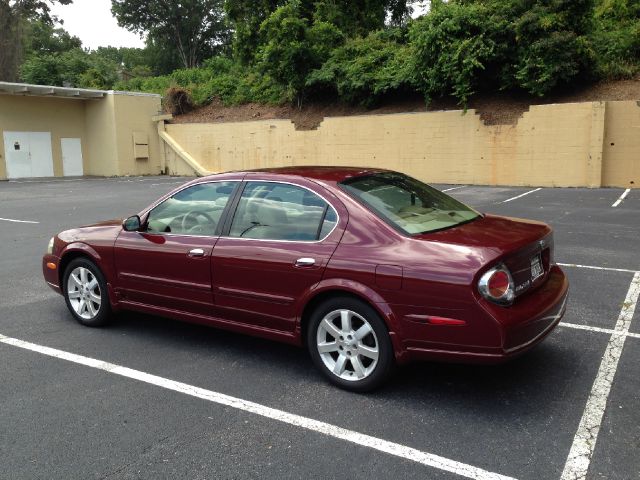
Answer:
[23, 19, 81, 55]
[313, 0, 411, 37]
[224, 0, 284, 65]
[0, 0, 73, 81]
[509, 0, 595, 95]
[256, 1, 343, 106]
[111, 0, 231, 69]
[225, 0, 412, 64]
[307, 29, 413, 106]
[20, 47, 90, 86]
[409, 1, 510, 105]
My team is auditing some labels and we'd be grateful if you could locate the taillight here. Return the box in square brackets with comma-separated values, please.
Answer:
[478, 264, 514, 305]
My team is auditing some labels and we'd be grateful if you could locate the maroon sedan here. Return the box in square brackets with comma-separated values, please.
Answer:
[43, 167, 568, 391]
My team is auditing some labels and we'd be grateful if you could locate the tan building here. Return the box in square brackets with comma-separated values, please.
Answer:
[0, 82, 162, 180]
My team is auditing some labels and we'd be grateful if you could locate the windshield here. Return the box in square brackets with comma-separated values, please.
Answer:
[340, 172, 480, 235]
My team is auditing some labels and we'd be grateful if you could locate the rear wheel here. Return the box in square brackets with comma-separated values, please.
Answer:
[307, 297, 394, 392]
[63, 258, 111, 327]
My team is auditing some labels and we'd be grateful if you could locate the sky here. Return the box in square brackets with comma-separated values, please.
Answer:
[50, 0, 145, 50]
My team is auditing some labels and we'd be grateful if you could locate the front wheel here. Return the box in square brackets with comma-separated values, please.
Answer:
[307, 297, 394, 392]
[63, 258, 111, 327]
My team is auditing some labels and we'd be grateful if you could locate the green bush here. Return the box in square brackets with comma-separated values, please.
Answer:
[115, 55, 287, 107]
[256, 1, 344, 105]
[590, 0, 640, 78]
[409, 2, 509, 106]
[510, 0, 595, 95]
[514, 31, 592, 95]
[307, 29, 413, 106]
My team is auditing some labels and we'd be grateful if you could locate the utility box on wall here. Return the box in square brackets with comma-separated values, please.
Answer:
[133, 131, 149, 160]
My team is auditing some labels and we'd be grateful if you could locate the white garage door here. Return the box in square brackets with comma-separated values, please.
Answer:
[3, 131, 54, 179]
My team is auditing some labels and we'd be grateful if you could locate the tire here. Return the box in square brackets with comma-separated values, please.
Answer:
[307, 296, 394, 392]
[63, 258, 112, 327]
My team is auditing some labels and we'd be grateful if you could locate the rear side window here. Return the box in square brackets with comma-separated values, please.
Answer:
[340, 172, 479, 235]
[229, 182, 337, 241]
[146, 182, 236, 235]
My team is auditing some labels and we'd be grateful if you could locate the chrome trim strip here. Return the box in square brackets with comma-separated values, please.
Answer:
[217, 286, 295, 305]
[119, 272, 211, 291]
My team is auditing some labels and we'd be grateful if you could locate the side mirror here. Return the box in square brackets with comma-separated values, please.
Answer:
[123, 215, 142, 232]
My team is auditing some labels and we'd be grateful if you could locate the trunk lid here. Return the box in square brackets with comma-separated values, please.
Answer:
[416, 214, 554, 297]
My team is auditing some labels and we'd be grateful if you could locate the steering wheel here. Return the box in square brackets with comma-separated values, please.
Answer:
[181, 210, 216, 234]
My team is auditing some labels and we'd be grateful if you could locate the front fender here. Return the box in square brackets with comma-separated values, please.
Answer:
[58, 242, 120, 310]
[60, 242, 103, 265]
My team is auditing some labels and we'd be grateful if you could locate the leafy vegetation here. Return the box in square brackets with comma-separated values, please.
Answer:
[307, 29, 412, 106]
[2, 0, 638, 109]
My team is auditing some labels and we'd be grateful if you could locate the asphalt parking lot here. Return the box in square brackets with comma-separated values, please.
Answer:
[0, 176, 638, 480]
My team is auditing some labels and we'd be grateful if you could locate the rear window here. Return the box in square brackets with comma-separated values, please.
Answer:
[340, 172, 480, 235]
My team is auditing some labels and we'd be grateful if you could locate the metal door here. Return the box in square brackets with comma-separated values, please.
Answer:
[3, 132, 31, 178]
[61, 138, 84, 176]
[3, 131, 54, 178]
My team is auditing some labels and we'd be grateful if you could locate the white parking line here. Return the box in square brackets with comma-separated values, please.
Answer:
[0, 334, 516, 480]
[557, 263, 638, 274]
[442, 186, 466, 192]
[0, 217, 39, 224]
[559, 322, 640, 340]
[611, 188, 630, 208]
[561, 272, 640, 480]
[501, 188, 542, 203]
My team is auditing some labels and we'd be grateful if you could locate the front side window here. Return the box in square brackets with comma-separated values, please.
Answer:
[340, 172, 479, 234]
[146, 182, 237, 235]
[229, 182, 337, 241]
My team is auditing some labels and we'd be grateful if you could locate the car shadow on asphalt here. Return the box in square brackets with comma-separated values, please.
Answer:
[109, 311, 586, 419]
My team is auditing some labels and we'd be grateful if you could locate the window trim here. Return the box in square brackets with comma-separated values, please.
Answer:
[221, 180, 341, 244]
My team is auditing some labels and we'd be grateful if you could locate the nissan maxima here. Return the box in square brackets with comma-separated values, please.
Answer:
[43, 167, 568, 391]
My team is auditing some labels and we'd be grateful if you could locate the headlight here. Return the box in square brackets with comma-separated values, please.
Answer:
[47, 237, 55, 255]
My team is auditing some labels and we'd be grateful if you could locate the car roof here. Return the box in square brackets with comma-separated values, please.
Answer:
[205, 166, 390, 183]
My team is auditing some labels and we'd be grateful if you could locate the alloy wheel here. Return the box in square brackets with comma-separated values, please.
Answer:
[316, 309, 379, 381]
[66, 266, 102, 320]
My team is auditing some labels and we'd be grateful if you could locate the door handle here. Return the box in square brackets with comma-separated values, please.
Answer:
[295, 257, 316, 267]
[188, 248, 205, 257]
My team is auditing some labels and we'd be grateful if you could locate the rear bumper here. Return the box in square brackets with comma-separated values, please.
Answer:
[42, 254, 62, 294]
[501, 265, 568, 355]
[406, 265, 568, 364]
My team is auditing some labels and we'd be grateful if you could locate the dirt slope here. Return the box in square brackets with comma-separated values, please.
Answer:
[173, 77, 640, 129]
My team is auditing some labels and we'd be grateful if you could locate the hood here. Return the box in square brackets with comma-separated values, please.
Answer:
[58, 218, 124, 245]
[80, 218, 124, 228]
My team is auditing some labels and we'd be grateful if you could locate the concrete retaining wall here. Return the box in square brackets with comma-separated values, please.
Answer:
[164, 100, 638, 188]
